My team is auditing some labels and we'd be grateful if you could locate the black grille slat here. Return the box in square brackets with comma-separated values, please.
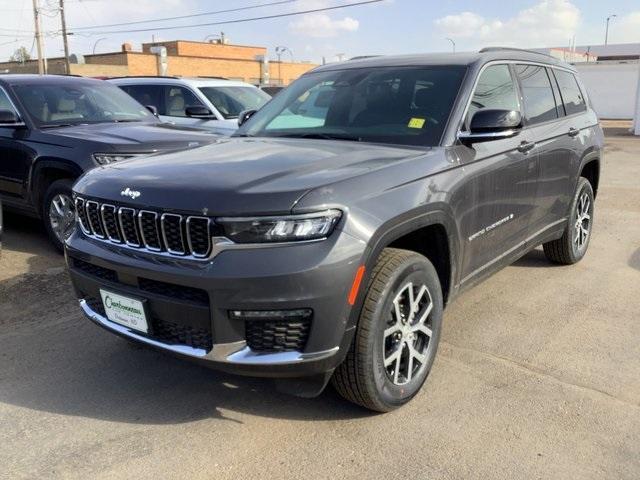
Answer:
[76, 197, 211, 259]
[101, 205, 121, 242]
[75, 198, 91, 234]
[73, 258, 118, 282]
[86, 201, 105, 238]
[245, 318, 312, 353]
[139, 211, 162, 250]
[162, 214, 185, 254]
[138, 277, 209, 305]
[187, 217, 211, 257]
[119, 208, 141, 246]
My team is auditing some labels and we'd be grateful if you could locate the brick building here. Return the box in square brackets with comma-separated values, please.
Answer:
[0, 40, 317, 85]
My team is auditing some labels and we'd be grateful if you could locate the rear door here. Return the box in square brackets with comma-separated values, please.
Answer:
[456, 64, 539, 283]
[514, 64, 580, 234]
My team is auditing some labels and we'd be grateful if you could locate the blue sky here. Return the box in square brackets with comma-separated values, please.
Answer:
[1, 0, 639, 62]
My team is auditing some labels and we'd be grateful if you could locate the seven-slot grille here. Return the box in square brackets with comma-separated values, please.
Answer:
[75, 197, 212, 258]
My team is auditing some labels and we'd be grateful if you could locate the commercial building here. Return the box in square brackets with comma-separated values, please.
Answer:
[0, 39, 317, 86]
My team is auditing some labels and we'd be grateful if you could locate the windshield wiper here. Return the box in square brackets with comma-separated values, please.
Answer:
[40, 123, 82, 129]
[274, 132, 363, 142]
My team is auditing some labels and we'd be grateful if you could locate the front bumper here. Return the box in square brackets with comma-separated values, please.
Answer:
[66, 227, 366, 378]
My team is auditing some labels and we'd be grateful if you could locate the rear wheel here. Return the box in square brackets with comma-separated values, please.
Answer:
[543, 177, 594, 265]
[332, 248, 443, 412]
[43, 179, 75, 252]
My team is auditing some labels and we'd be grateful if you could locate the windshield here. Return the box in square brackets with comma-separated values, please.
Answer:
[236, 65, 467, 147]
[13, 82, 154, 127]
[199, 86, 270, 119]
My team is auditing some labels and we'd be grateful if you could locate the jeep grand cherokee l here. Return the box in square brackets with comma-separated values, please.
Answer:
[66, 48, 603, 411]
[0, 74, 217, 251]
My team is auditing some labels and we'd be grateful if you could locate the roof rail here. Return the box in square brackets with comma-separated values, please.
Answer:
[193, 76, 229, 80]
[106, 75, 180, 80]
[479, 47, 558, 60]
[349, 55, 381, 61]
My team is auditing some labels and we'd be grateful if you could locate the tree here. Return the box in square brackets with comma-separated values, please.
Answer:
[9, 46, 30, 63]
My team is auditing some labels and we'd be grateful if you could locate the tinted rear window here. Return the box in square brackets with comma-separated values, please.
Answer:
[515, 65, 558, 125]
[554, 70, 587, 115]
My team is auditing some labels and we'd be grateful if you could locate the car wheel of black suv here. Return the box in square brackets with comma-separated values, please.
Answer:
[543, 177, 594, 265]
[332, 248, 443, 412]
[43, 179, 76, 253]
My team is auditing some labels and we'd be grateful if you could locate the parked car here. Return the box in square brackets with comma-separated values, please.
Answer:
[110, 76, 271, 136]
[0, 74, 218, 251]
[66, 48, 602, 411]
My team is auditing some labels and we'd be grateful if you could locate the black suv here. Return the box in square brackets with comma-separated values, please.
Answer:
[66, 49, 603, 411]
[0, 74, 217, 250]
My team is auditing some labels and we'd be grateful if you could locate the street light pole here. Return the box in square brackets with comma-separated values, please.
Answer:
[92, 38, 107, 54]
[446, 37, 456, 53]
[32, 0, 45, 74]
[605, 14, 616, 46]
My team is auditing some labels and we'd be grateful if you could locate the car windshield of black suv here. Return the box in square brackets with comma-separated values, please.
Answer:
[13, 82, 154, 127]
[199, 86, 270, 119]
[237, 65, 467, 147]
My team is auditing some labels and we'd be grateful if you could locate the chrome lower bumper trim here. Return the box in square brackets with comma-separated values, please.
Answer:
[79, 299, 339, 365]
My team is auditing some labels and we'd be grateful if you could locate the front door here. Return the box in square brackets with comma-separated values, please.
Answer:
[454, 64, 539, 283]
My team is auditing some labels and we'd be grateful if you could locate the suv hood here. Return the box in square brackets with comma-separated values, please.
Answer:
[74, 137, 434, 215]
[39, 121, 219, 151]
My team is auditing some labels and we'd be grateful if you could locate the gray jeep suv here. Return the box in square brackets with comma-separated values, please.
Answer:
[65, 48, 603, 412]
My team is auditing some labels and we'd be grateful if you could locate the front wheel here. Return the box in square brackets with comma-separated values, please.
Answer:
[332, 248, 443, 412]
[43, 179, 76, 253]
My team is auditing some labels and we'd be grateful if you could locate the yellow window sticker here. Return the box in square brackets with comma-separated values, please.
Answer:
[408, 117, 426, 129]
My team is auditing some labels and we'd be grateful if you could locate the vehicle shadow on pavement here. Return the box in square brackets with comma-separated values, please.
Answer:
[0, 223, 372, 424]
[629, 248, 640, 271]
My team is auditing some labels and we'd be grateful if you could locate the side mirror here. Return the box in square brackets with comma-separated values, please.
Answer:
[459, 109, 522, 143]
[0, 109, 23, 127]
[238, 109, 257, 126]
[145, 105, 159, 117]
[185, 105, 215, 119]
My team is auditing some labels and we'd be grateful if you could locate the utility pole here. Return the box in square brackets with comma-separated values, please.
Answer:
[32, 0, 45, 74]
[446, 37, 456, 53]
[605, 14, 616, 46]
[59, 0, 71, 74]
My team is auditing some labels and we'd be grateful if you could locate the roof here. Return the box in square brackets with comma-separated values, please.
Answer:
[310, 48, 573, 74]
[107, 76, 255, 88]
[0, 74, 102, 86]
[562, 43, 640, 57]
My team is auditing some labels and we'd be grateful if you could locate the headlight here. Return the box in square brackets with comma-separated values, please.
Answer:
[92, 153, 144, 165]
[217, 209, 342, 243]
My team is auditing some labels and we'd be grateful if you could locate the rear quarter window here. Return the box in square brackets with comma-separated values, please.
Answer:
[554, 70, 587, 115]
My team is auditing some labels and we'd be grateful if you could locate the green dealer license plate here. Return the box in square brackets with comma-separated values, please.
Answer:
[100, 289, 149, 333]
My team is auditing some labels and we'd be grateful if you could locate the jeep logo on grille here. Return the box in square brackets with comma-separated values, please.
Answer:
[120, 187, 141, 200]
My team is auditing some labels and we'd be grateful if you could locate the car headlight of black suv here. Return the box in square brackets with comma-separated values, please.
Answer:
[216, 209, 342, 243]
[92, 153, 147, 165]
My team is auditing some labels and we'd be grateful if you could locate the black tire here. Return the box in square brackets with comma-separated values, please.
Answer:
[332, 248, 443, 412]
[42, 178, 75, 253]
[543, 177, 594, 265]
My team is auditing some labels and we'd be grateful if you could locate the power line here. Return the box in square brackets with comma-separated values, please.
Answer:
[71, 0, 303, 31]
[68, 0, 384, 35]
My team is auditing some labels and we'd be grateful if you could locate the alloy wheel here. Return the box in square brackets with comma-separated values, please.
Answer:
[383, 281, 435, 386]
[49, 193, 76, 243]
[574, 191, 591, 251]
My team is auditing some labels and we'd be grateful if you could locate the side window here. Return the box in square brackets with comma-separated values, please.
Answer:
[466, 65, 519, 129]
[515, 64, 558, 125]
[0, 88, 18, 115]
[554, 70, 587, 115]
[163, 86, 205, 117]
[121, 85, 164, 114]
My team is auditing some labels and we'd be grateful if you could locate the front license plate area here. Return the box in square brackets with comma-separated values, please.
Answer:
[100, 289, 149, 334]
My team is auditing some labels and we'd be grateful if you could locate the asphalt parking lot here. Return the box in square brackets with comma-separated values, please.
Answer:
[1, 132, 639, 480]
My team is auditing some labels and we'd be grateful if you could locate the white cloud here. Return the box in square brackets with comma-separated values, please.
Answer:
[288, 14, 359, 38]
[435, 0, 581, 48]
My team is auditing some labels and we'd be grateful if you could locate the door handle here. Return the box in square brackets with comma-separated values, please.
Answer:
[517, 140, 536, 153]
[568, 127, 580, 137]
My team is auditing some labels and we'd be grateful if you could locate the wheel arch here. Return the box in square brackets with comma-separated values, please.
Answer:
[29, 159, 83, 213]
[578, 150, 600, 198]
